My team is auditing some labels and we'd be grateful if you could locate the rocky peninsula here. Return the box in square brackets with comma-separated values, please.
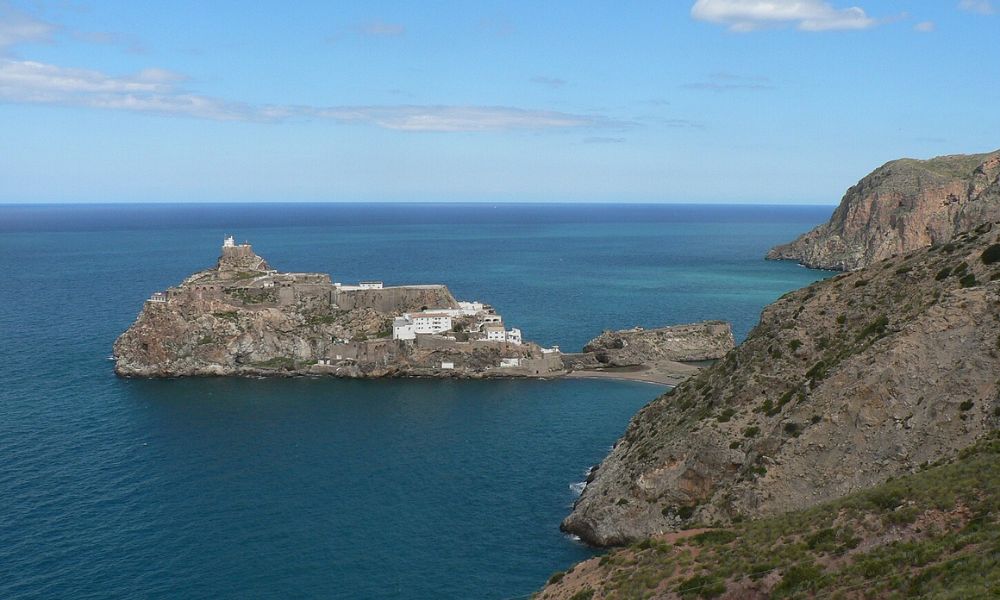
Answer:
[114, 237, 732, 382]
[767, 150, 1000, 270]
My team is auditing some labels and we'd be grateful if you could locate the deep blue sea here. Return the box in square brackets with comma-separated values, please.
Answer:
[0, 203, 832, 599]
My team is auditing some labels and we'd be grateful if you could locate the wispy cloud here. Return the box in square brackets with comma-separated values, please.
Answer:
[529, 75, 566, 88]
[70, 30, 147, 54]
[583, 136, 625, 144]
[313, 105, 618, 132]
[958, 0, 996, 15]
[0, 2, 55, 49]
[914, 20, 935, 32]
[358, 20, 405, 37]
[683, 71, 774, 92]
[691, 0, 880, 32]
[0, 57, 621, 131]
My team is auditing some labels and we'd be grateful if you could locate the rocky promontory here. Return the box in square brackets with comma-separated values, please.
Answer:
[562, 221, 1000, 546]
[767, 150, 1000, 270]
[114, 238, 732, 384]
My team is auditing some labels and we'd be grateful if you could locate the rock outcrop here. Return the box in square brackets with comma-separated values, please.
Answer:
[582, 321, 734, 366]
[113, 240, 561, 378]
[767, 150, 1000, 270]
[563, 222, 1000, 546]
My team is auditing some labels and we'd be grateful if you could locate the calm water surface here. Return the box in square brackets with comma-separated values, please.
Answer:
[0, 203, 831, 599]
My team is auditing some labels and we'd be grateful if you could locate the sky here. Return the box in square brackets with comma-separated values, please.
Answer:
[0, 0, 997, 204]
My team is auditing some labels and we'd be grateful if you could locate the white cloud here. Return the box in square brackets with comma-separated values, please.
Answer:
[683, 71, 774, 92]
[914, 20, 935, 32]
[358, 20, 405, 37]
[0, 2, 55, 49]
[0, 58, 618, 130]
[313, 105, 612, 132]
[958, 0, 996, 15]
[691, 0, 878, 31]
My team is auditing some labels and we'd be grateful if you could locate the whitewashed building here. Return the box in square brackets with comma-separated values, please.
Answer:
[392, 316, 417, 340]
[506, 328, 522, 345]
[458, 301, 485, 316]
[359, 281, 383, 289]
[410, 312, 453, 334]
[484, 324, 506, 342]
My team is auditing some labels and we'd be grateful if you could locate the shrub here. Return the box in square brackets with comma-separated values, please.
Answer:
[959, 400, 974, 411]
[935, 267, 952, 280]
[788, 339, 802, 351]
[959, 273, 977, 288]
[547, 571, 565, 585]
[773, 563, 826, 597]
[783, 422, 801, 437]
[568, 589, 595, 600]
[895, 265, 912, 274]
[983, 244, 1000, 265]
[677, 574, 725, 598]
[743, 426, 760, 438]
[854, 279, 868, 287]
[692, 530, 738, 545]
[716, 408, 736, 422]
[836, 314, 847, 325]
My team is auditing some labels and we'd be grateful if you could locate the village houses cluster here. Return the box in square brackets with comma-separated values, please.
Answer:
[391, 300, 523, 345]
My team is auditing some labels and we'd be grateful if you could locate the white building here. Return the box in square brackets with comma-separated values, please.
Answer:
[392, 316, 417, 340]
[484, 324, 506, 342]
[506, 328, 522, 345]
[412, 312, 453, 334]
[479, 314, 502, 325]
[147, 291, 167, 303]
[458, 301, 485, 316]
[499, 357, 521, 368]
[391, 312, 454, 339]
[359, 281, 383, 289]
[223, 235, 235, 248]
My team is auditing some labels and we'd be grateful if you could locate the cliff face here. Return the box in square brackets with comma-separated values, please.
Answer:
[767, 150, 1000, 271]
[563, 222, 1000, 546]
[582, 321, 735, 366]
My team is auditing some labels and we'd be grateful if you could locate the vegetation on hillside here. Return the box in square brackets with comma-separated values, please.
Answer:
[538, 432, 1000, 599]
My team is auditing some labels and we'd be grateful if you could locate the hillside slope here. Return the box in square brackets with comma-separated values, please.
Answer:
[767, 150, 1000, 270]
[538, 432, 1000, 599]
[563, 222, 1000, 547]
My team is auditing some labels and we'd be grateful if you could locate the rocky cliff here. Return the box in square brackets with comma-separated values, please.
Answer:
[582, 321, 734, 366]
[767, 150, 1000, 270]
[563, 221, 1000, 546]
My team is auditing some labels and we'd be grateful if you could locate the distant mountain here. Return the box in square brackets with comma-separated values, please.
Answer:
[767, 150, 1000, 271]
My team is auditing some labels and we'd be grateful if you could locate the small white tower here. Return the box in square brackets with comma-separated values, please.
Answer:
[223, 235, 236, 248]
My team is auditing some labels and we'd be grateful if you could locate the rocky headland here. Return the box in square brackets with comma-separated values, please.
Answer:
[767, 150, 1000, 270]
[562, 221, 1000, 547]
[114, 238, 731, 383]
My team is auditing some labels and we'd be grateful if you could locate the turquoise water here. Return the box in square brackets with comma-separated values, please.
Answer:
[0, 203, 831, 599]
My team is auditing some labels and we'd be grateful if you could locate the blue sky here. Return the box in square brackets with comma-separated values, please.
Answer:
[0, 0, 997, 203]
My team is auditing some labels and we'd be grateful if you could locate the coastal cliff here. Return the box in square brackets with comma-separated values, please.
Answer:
[562, 222, 1000, 547]
[767, 150, 1000, 270]
[582, 321, 734, 366]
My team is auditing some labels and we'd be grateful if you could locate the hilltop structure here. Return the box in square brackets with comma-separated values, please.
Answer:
[115, 237, 735, 382]
[116, 236, 559, 378]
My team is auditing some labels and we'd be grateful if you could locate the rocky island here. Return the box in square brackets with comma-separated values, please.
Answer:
[767, 150, 1000, 271]
[114, 237, 733, 382]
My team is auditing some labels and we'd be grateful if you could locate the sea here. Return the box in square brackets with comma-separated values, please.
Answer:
[0, 203, 832, 599]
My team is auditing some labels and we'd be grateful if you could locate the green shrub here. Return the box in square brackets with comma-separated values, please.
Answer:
[935, 267, 952, 280]
[959, 400, 974, 411]
[568, 589, 595, 600]
[692, 530, 737, 545]
[959, 273, 977, 288]
[788, 339, 802, 351]
[836, 314, 847, 325]
[773, 563, 826, 597]
[677, 574, 725, 598]
[547, 571, 565, 585]
[783, 422, 801, 437]
[854, 279, 868, 287]
[743, 426, 760, 438]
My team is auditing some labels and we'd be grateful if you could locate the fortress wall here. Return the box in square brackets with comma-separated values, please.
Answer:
[332, 286, 458, 313]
